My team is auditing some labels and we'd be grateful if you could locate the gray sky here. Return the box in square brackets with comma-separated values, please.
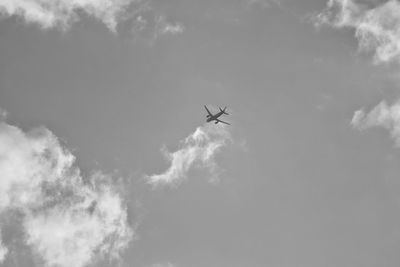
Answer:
[2, 0, 400, 267]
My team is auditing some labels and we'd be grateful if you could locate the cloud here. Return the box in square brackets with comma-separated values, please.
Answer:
[0, 0, 187, 37]
[315, 0, 400, 64]
[147, 124, 232, 187]
[351, 100, 400, 146]
[0, 108, 7, 121]
[0, 0, 144, 32]
[154, 15, 184, 36]
[244, 0, 281, 9]
[0, 122, 133, 267]
[0, 232, 8, 264]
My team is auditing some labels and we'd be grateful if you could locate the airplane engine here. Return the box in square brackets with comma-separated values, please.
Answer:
[215, 121, 218, 124]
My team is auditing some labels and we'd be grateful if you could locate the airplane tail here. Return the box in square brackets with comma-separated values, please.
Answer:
[219, 107, 229, 115]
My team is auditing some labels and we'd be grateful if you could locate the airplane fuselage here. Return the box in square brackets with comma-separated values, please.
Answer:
[204, 105, 230, 125]
[206, 111, 224, 122]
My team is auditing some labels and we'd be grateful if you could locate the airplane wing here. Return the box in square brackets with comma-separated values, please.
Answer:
[204, 105, 213, 116]
[216, 119, 230, 125]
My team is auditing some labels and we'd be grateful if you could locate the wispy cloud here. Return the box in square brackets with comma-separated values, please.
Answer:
[0, 121, 133, 266]
[244, 0, 281, 9]
[155, 15, 185, 36]
[351, 100, 400, 146]
[147, 124, 232, 187]
[0, 0, 187, 37]
[315, 0, 400, 64]
[0, 0, 147, 32]
[0, 108, 7, 121]
[0, 232, 7, 264]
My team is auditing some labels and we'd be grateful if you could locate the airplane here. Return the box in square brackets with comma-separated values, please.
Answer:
[204, 105, 230, 125]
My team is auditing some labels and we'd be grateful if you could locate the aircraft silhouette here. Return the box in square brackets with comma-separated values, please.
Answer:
[204, 105, 230, 125]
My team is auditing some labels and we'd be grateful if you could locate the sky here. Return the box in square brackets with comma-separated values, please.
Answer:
[2, 0, 400, 266]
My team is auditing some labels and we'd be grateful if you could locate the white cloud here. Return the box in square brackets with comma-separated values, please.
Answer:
[0, 232, 8, 264]
[0, 0, 187, 36]
[0, 107, 7, 121]
[0, 122, 133, 267]
[154, 15, 184, 37]
[316, 0, 400, 64]
[147, 124, 231, 186]
[0, 0, 190, 41]
[0, 0, 141, 31]
[244, 0, 281, 9]
[351, 100, 400, 146]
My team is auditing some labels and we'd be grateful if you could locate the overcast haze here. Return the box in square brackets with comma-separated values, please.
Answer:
[2, 0, 400, 267]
